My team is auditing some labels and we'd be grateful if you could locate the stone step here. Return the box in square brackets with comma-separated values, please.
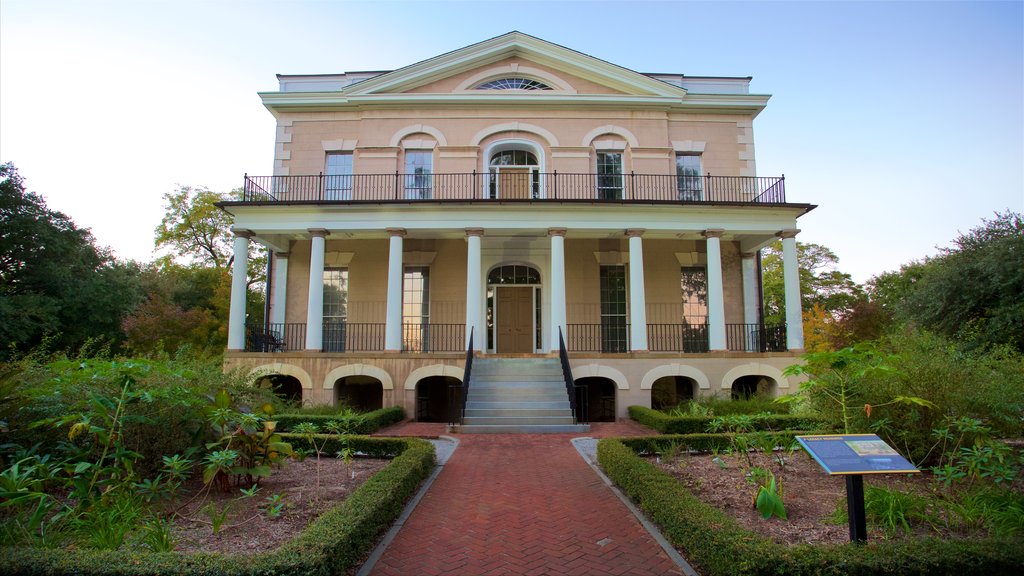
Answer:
[463, 408, 572, 417]
[470, 381, 566, 390]
[467, 389, 567, 398]
[464, 400, 569, 410]
[462, 416, 576, 426]
[457, 423, 591, 434]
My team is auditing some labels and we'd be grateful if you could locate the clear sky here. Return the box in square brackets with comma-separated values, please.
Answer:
[2, 0, 1021, 283]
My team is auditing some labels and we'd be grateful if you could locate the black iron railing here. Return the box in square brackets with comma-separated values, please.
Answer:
[322, 322, 385, 352]
[402, 323, 465, 352]
[242, 173, 786, 204]
[449, 328, 473, 426]
[244, 323, 306, 352]
[725, 323, 787, 353]
[648, 323, 709, 353]
[558, 327, 584, 424]
[566, 322, 631, 353]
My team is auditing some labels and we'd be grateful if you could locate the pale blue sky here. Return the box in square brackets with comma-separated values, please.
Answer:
[1, 0, 1021, 282]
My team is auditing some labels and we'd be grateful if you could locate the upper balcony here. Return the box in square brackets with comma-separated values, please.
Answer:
[240, 173, 786, 205]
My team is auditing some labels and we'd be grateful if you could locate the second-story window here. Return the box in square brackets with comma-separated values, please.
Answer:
[404, 151, 433, 200]
[596, 152, 624, 200]
[325, 152, 353, 201]
[323, 268, 349, 351]
[676, 154, 703, 201]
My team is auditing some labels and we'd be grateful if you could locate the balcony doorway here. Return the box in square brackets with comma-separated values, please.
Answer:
[487, 146, 540, 199]
[487, 264, 541, 353]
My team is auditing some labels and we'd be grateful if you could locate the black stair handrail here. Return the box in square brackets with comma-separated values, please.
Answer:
[558, 327, 586, 424]
[449, 327, 473, 426]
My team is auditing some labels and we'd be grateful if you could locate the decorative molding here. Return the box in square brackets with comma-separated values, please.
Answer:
[640, 364, 711, 391]
[404, 364, 463, 390]
[465, 228, 485, 237]
[593, 139, 627, 151]
[386, 228, 407, 237]
[403, 251, 436, 265]
[321, 139, 357, 151]
[401, 139, 437, 150]
[453, 63, 577, 93]
[672, 140, 706, 153]
[388, 124, 448, 147]
[582, 125, 639, 148]
[247, 364, 313, 390]
[470, 122, 560, 147]
[572, 364, 629, 390]
[720, 363, 790, 391]
[307, 228, 329, 238]
[323, 364, 394, 390]
[674, 252, 705, 266]
[703, 229, 725, 239]
[324, 252, 354, 266]
[593, 251, 628, 265]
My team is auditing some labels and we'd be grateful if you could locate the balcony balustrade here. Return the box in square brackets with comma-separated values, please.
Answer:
[241, 173, 786, 204]
[245, 322, 785, 353]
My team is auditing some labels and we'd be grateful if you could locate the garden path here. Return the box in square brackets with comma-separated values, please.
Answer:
[367, 421, 685, 576]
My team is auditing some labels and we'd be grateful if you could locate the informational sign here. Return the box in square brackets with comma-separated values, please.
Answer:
[796, 434, 919, 475]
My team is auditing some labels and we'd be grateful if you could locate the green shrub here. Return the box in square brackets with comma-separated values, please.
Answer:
[2, 437, 435, 575]
[273, 406, 405, 434]
[598, 437, 1024, 575]
[629, 405, 824, 435]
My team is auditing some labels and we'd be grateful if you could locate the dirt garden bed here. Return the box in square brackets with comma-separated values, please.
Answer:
[171, 457, 389, 554]
[652, 450, 995, 545]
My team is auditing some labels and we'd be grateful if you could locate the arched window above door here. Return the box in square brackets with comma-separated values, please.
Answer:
[490, 149, 538, 166]
[488, 264, 540, 285]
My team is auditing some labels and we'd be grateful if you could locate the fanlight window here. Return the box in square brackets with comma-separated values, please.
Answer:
[476, 77, 553, 91]
[488, 265, 540, 285]
[489, 150, 538, 166]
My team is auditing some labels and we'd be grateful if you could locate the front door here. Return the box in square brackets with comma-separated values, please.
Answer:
[499, 168, 531, 199]
[496, 286, 534, 353]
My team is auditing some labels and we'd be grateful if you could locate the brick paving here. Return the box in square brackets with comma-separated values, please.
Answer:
[369, 421, 682, 576]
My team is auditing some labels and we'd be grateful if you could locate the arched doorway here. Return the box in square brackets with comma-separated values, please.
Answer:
[335, 376, 383, 412]
[415, 376, 460, 422]
[487, 144, 540, 199]
[730, 375, 776, 400]
[256, 374, 303, 405]
[487, 264, 542, 353]
[574, 377, 617, 422]
[650, 376, 697, 410]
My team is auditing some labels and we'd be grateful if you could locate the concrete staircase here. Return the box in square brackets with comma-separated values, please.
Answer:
[456, 357, 590, 434]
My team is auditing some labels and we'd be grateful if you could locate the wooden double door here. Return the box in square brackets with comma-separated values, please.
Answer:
[495, 286, 535, 353]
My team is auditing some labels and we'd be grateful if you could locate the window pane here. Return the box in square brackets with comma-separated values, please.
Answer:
[680, 266, 707, 323]
[676, 154, 703, 200]
[596, 152, 623, 200]
[404, 151, 433, 199]
[600, 265, 628, 352]
[323, 268, 349, 320]
[402, 267, 430, 351]
[325, 152, 353, 200]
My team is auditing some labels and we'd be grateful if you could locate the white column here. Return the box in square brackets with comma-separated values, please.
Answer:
[741, 253, 758, 351]
[305, 229, 328, 351]
[465, 229, 484, 352]
[549, 228, 567, 351]
[627, 229, 648, 351]
[227, 230, 252, 350]
[704, 229, 727, 351]
[384, 228, 405, 352]
[780, 230, 805, 351]
[271, 253, 289, 326]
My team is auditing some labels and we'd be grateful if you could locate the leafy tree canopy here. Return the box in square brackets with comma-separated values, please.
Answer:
[0, 162, 144, 355]
[870, 211, 1023, 352]
[761, 240, 863, 325]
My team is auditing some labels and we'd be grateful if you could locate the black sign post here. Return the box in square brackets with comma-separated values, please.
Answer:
[796, 434, 918, 543]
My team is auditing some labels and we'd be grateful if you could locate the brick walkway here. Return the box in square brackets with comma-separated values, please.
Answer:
[369, 422, 682, 576]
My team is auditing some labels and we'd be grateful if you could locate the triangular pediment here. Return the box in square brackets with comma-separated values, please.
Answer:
[342, 32, 686, 98]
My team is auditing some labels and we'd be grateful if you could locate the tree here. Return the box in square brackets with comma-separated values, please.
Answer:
[154, 185, 265, 287]
[761, 240, 863, 325]
[878, 211, 1023, 352]
[0, 162, 144, 355]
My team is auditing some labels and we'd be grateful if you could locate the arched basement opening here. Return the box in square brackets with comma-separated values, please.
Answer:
[730, 375, 777, 400]
[256, 375, 303, 405]
[574, 377, 617, 423]
[651, 376, 697, 410]
[415, 376, 459, 422]
[335, 376, 383, 412]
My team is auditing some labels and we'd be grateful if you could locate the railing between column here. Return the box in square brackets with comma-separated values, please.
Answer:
[448, 328, 473, 426]
[558, 328, 586, 424]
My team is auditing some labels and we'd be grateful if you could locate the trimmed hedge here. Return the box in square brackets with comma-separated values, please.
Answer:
[616, 431, 812, 455]
[3, 436, 435, 575]
[598, 437, 1024, 575]
[273, 405, 405, 434]
[629, 405, 825, 434]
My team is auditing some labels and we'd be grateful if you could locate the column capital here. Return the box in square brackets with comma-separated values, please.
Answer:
[465, 228, 485, 237]
[777, 229, 800, 239]
[386, 227, 407, 237]
[548, 228, 567, 238]
[702, 228, 725, 239]
[307, 228, 329, 238]
[625, 228, 646, 238]
[232, 228, 254, 239]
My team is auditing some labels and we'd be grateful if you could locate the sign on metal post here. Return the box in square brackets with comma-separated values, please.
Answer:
[796, 434, 919, 543]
